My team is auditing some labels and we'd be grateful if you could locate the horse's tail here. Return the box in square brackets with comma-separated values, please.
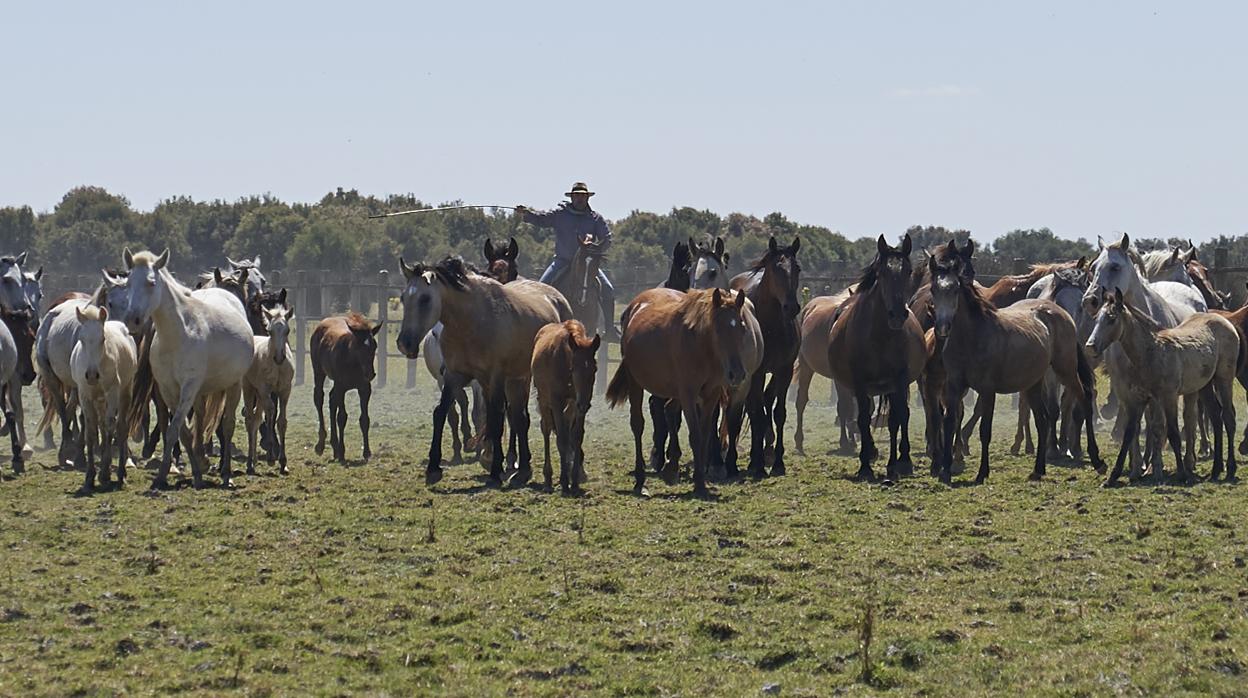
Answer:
[605, 361, 634, 408]
[1075, 344, 1097, 405]
[34, 375, 57, 437]
[125, 329, 155, 440]
[1236, 326, 1248, 379]
[197, 391, 229, 445]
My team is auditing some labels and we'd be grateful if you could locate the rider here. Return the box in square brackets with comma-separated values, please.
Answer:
[516, 181, 620, 340]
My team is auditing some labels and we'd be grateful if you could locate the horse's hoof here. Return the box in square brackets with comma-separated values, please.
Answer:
[692, 485, 713, 500]
[280, 466, 289, 476]
[314, 442, 325, 456]
[938, 472, 952, 486]
[485, 475, 503, 489]
[1027, 472, 1043, 482]
[853, 468, 874, 483]
[747, 466, 767, 480]
[425, 467, 444, 487]
[1102, 477, 1121, 488]
[633, 484, 650, 498]
[192, 480, 207, 490]
[506, 467, 532, 489]
[246, 466, 257, 476]
[449, 454, 463, 466]
[659, 463, 680, 486]
[892, 458, 913, 478]
[771, 463, 787, 477]
[1009, 445, 1021, 456]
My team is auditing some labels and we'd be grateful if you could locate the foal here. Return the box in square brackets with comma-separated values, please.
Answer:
[531, 320, 600, 493]
[311, 313, 380, 463]
[244, 305, 295, 474]
[70, 306, 137, 491]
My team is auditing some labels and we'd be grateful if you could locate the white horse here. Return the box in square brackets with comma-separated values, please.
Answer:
[691, 237, 730, 290]
[119, 249, 254, 489]
[70, 306, 137, 491]
[0, 316, 24, 475]
[243, 305, 294, 475]
[0, 253, 33, 314]
[227, 255, 267, 299]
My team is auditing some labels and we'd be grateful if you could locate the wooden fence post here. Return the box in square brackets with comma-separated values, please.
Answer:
[294, 270, 308, 386]
[376, 270, 389, 388]
[1011, 257, 1027, 275]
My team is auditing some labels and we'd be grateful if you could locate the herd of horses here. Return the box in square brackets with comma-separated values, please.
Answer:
[0, 229, 1243, 498]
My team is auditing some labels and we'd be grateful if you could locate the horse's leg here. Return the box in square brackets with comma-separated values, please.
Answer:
[939, 381, 963, 485]
[975, 391, 997, 483]
[854, 391, 876, 482]
[1202, 386, 1224, 480]
[794, 360, 812, 456]
[358, 383, 372, 461]
[2, 391, 18, 479]
[648, 394, 668, 471]
[681, 395, 709, 498]
[276, 389, 290, 474]
[1181, 394, 1199, 479]
[504, 378, 532, 487]
[244, 389, 259, 475]
[445, 384, 463, 464]
[745, 372, 768, 478]
[7, 382, 29, 465]
[553, 405, 571, 494]
[885, 389, 902, 481]
[1106, 404, 1139, 487]
[450, 386, 470, 465]
[628, 384, 647, 495]
[156, 387, 196, 489]
[78, 398, 98, 491]
[328, 385, 346, 462]
[895, 384, 914, 476]
[1217, 376, 1237, 480]
[483, 379, 507, 486]
[663, 400, 683, 475]
[770, 365, 794, 476]
[425, 376, 459, 485]
[1197, 400, 1212, 458]
[960, 394, 983, 454]
[723, 399, 746, 480]
[218, 385, 241, 487]
[1163, 398, 1184, 484]
[1025, 384, 1049, 482]
[1010, 392, 1028, 456]
[313, 368, 328, 456]
[539, 404, 554, 491]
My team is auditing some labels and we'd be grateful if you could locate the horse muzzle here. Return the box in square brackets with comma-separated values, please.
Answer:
[396, 332, 420, 360]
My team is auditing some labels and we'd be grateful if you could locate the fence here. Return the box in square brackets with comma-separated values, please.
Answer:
[36, 249, 1248, 394]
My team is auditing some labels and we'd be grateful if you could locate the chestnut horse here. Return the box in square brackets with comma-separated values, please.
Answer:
[607, 287, 762, 497]
[827, 234, 926, 482]
[793, 286, 857, 454]
[531, 320, 600, 493]
[311, 313, 380, 463]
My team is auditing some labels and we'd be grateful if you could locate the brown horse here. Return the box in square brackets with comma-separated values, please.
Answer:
[311, 313, 380, 463]
[929, 241, 1106, 483]
[827, 234, 927, 481]
[397, 256, 572, 487]
[726, 236, 801, 477]
[607, 287, 762, 497]
[531, 320, 600, 493]
[981, 260, 1084, 309]
[793, 286, 857, 455]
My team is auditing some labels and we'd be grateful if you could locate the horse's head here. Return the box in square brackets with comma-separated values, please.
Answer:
[1184, 249, 1225, 309]
[73, 305, 109, 386]
[1085, 286, 1129, 359]
[708, 288, 753, 388]
[263, 305, 294, 365]
[566, 324, 601, 414]
[0, 252, 33, 315]
[756, 236, 802, 317]
[928, 239, 972, 338]
[228, 255, 266, 298]
[483, 237, 519, 283]
[21, 266, 42, 322]
[1083, 233, 1138, 316]
[691, 236, 730, 290]
[865, 233, 915, 330]
[397, 257, 442, 359]
[346, 313, 381, 382]
[1143, 245, 1193, 285]
[120, 248, 170, 334]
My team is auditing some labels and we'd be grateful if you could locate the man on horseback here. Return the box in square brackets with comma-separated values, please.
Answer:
[516, 182, 620, 340]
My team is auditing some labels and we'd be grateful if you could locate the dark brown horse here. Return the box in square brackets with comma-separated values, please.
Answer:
[725, 236, 801, 477]
[607, 287, 762, 497]
[928, 241, 1106, 483]
[827, 234, 927, 481]
[311, 313, 380, 462]
[483, 237, 520, 283]
[662, 241, 692, 291]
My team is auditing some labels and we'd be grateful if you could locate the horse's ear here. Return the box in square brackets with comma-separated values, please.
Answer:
[1097, 235, 1104, 250]
[252, 255, 260, 269]
[723, 252, 730, 265]
[483, 238, 496, 262]
[590, 334, 601, 352]
[15, 252, 27, 267]
[226, 256, 240, 269]
[689, 237, 697, 253]
[877, 235, 889, 256]
[278, 288, 288, 305]
[712, 288, 723, 305]
[768, 236, 778, 254]
[1118, 232, 1130, 250]
[102, 269, 123, 287]
[154, 249, 169, 269]
[714, 237, 725, 258]
[507, 237, 519, 260]
[962, 238, 975, 259]
[371, 323, 382, 337]
[75, 306, 87, 323]
[213, 268, 225, 285]
[900, 233, 912, 256]
[734, 289, 747, 310]
[98, 306, 108, 322]
[1182, 247, 1196, 264]
[1170, 247, 1181, 262]
[399, 256, 417, 279]
[287, 304, 295, 318]
[1076, 255, 1087, 270]
[790, 236, 801, 255]
[123, 247, 135, 270]
[34, 266, 43, 281]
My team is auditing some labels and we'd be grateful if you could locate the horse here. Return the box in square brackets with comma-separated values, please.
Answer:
[929, 241, 1106, 484]
[1029, 263, 1097, 458]
[227, 256, 267, 299]
[483, 237, 520, 283]
[661, 241, 692, 291]
[310, 313, 380, 463]
[1082, 233, 1199, 477]
[1184, 249, 1228, 310]
[0, 310, 35, 463]
[725, 236, 801, 478]
[21, 267, 42, 324]
[826, 234, 927, 482]
[1086, 288, 1238, 484]
[793, 286, 856, 455]
[690, 237, 730, 290]
[531, 320, 600, 493]
[69, 306, 137, 492]
[244, 305, 295, 474]
[119, 248, 254, 490]
[981, 260, 1084, 309]
[396, 256, 572, 487]
[0, 317, 25, 477]
[556, 235, 606, 338]
[607, 287, 762, 497]
[0, 253, 33, 314]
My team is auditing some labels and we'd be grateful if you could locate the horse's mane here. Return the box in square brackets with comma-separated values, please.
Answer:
[680, 289, 729, 335]
[76, 305, 105, 323]
[959, 278, 999, 317]
[432, 256, 481, 291]
[564, 319, 596, 349]
[344, 311, 372, 331]
[1140, 249, 1180, 277]
[1120, 297, 1163, 334]
[854, 255, 884, 294]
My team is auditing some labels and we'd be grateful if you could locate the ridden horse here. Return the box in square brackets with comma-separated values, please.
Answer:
[69, 306, 137, 492]
[244, 305, 295, 474]
[607, 287, 762, 497]
[531, 320, 600, 493]
[483, 237, 520, 283]
[929, 241, 1106, 484]
[310, 313, 380, 463]
[827, 234, 927, 482]
[396, 256, 572, 487]
[0, 310, 36, 470]
[1086, 289, 1238, 484]
[119, 249, 253, 490]
[554, 236, 606, 338]
[725, 236, 801, 477]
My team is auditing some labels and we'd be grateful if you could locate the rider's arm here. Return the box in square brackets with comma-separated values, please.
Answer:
[594, 214, 612, 252]
[518, 206, 557, 229]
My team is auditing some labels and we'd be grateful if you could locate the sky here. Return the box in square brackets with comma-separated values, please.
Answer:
[2, 1, 1245, 243]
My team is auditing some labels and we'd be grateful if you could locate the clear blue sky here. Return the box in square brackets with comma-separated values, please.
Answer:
[3, 1, 1244, 242]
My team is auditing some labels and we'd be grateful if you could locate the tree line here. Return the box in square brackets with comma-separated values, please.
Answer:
[1, 186, 1240, 290]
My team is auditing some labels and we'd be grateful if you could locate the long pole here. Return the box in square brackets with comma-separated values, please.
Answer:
[367, 204, 517, 220]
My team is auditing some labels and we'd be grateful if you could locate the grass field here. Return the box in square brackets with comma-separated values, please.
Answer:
[0, 359, 1245, 696]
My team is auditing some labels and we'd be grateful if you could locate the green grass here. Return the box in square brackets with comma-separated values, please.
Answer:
[0, 365, 1245, 696]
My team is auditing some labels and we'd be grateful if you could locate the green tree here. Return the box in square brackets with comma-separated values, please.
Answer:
[226, 204, 307, 271]
[0, 206, 38, 255]
[990, 228, 1094, 263]
[286, 220, 358, 271]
